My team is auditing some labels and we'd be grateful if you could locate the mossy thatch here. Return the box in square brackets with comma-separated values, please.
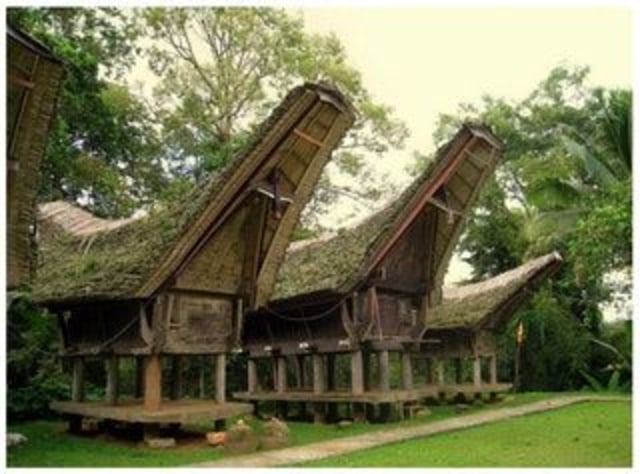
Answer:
[32, 82, 353, 305]
[426, 252, 563, 331]
[272, 123, 501, 302]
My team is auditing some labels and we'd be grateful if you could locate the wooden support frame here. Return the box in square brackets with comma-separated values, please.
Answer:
[247, 359, 258, 393]
[294, 355, 305, 388]
[454, 357, 463, 384]
[134, 356, 144, 399]
[436, 358, 446, 386]
[489, 354, 498, 385]
[378, 350, 390, 392]
[276, 356, 288, 394]
[144, 354, 162, 411]
[105, 355, 119, 405]
[401, 351, 413, 390]
[216, 353, 226, 403]
[351, 350, 365, 395]
[312, 353, 325, 394]
[473, 356, 482, 389]
[71, 358, 85, 402]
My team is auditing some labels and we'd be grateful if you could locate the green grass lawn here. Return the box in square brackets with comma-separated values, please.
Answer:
[301, 400, 632, 467]
[6, 392, 618, 467]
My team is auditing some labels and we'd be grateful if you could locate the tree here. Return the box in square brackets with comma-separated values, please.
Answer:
[141, 7, 409, 222]
[9, 7, 166, 217]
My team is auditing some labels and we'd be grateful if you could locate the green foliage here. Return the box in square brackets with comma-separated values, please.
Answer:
[9, 7, 165, 218]
[7, 294, 69, 421]
[141, 7, 408, 219]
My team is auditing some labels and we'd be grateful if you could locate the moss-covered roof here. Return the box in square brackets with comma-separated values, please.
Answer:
[272, 123, 501, 302]
[426, 252, 563, 331]
[33, 83, 353, 305]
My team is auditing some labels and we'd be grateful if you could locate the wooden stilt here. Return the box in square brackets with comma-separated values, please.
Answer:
[105, 355, 119, 405]
[71, 358, 85, 402]
[247, 359, 258, 393]
[489, 354, 498, 384]
[216, 353, 226, 403]
[401, 351, 413, 390]
[276, 356, 287, 393]
[326, 353, 336, 390]
[473, 356, 482, 386]
[351, 350, 364, 395]
[425, 357, 433, 384]
[436, 358, 445, 386]
[378, 350, 390, 392]
[144, 354, 162, 411]
[454, 357, 463, 384]
[170, 355, 183, 401]
[294, 355, 305, 388]
[134, 356, 144, 399]
[313, 403, 326, 424]
[312, 353, 325, 394]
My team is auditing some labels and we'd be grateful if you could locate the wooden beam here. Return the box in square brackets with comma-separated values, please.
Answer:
[8, 73, 35, 89]
[144, 354, 162, 411]
[351, 350, 365, 395]
[293, 128, 325, 148]
[216, 353, 226, 403]
[425, 357, 433, 384]
[489, 354, 498, 385]
[326, 354, 336, 391]
[105, 355, 119, 405]
[436, 358, 445, 386]
[71, 358, 85, 402]
[247, 359, 258, 393]
[312, 354, 325, 394]
[170, 355, 183, 401]
[401, 352, 413, 390]
[294, 355, 305, 389]
[276, 356, 288, 394]
[378, 350, 390, 392]
[427, 196, 464, 217]
[454, 357, 463, 384]
[473, 356, 482, 388]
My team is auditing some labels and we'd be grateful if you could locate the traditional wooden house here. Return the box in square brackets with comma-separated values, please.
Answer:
[237, 123, 506, 421]
[421, 252, 563, 398]
[7, 25, 64, 289]
[32, 83, 355, 433]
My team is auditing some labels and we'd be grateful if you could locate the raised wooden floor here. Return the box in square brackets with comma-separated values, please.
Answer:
[233, 383, 512, 405]
[51, 399, 253, 424]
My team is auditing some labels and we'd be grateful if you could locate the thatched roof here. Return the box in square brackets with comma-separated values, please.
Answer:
[7, 24, 64, 64]
[426, 252, 563, 331]
[33, 83, 354, 305]
[271, 123, 503, 303]
[39, 201, 140, 237]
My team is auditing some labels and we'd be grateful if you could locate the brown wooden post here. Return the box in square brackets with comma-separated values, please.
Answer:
[473, 356, 482, 388]
[378, 350, 390, 392]
[134, 356, 144, 398]
[216, 353, 226, 403]
[425, 357, 433, 385]
[325, 353, 338, 420]
[454, 357, 463, 384]
[401, 351, 413, 390]
[105, 355, 119, 405]
[272, 357, 278, 390]
[247, 359, 258, 393]
[71, 357, 85, 402]
[312, 353, 326, 423]
[489, 354, 498, 385]
[436, 358, 445, 386]
[276, 356, 288, 393]
[351, 350, 364, 395]
[170, 355, 183, 401]
[312, 353, 325, 394]
[294, 355, 305, 388]
[144, 354, 162, 411]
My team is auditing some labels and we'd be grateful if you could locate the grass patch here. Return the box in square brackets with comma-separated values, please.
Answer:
[6, 392, 601, 467]
[301, 400, 632, 467]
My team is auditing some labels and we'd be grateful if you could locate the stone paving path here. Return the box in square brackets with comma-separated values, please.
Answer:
[191, 394, 629, 468]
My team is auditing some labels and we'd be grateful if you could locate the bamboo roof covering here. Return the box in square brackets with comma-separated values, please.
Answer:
[32, 82, 355, 305]
[426, 252, 563, 331]
[271, 123, 503, 304]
